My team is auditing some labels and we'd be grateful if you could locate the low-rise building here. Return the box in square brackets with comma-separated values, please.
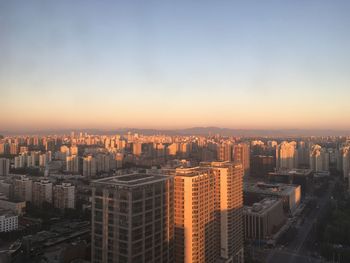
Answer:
[244, 182, 301, 214]
[0, 210, 18, 232]
[0, 199, 26, 215]
[244, 198, 286, 241]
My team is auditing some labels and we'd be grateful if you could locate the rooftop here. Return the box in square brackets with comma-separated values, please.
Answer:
[175, 167, 211, 177]
[200, 161, 242, 169]
[269, 168, 313, 177]
[244, 198, 281, 215]
[244, 182, 299, 196]
[92, 173, 170, 187]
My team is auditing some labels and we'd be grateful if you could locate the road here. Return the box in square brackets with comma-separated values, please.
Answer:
[265, 180, 335, 263]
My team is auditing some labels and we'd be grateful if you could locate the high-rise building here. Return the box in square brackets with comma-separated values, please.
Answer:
[309, 145, 329, 172]
[96, 154, 114, 173]
[276, 141, 298, 170]
[14, 177, 33, 202]
[14, 154, 26, 169]
[174, 167, 217, 263]
[233, 143, 250, 176]
[217, 142, 233, 162]
[0, 142, 10, 155]
[167, 143, 178, 156]
[133, 142, 142, 156]
[91, 173, 174, 263]
[204, 162, 244, 262]
[342, 146, 350, 188]
[32, 180, 53, 207]
[66, 155, 80, 173]
[0, 158, 10, 176]
[53, 183, 75, 209]
[174, 163, 244, 263]
[83, 155, 97, 177]
[39, 153, 51, 167]
[10, 143, 18, 155]
[297, 141, 309, 167]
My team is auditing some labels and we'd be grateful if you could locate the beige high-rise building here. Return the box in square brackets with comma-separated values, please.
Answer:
[204, 162, 244, 263]
[174, 162, 244, 263]
[0, 158, 10, 176]
[32, 180, 53, 207]
[133, 142, 142, 156]
[233, 143, 250, 176]
[309, 145, 329, 172]
[276, 141, 298, 170]
[91, 173, 174, 263]
[10, 143, 18, 155]
[14, 176, 33, 202]
[53, 183, 75, 209]
[217, 142, 233, 162]
[174, 167, 218, 263]
[168, 143, 178, 156]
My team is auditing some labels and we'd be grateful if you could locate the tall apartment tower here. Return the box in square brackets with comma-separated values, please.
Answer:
[276, 141, 298, 170]
[0, 158, 10, 176]
[66, 155, 80, 173]
[14, 176, 33, 202]
[209, 162, 244, 263]
[233, 143, 250, 176]
[32, 180, 53, 207]
[83, 155, 97, 177]
[297, 141, 309, 167]
[217, 142, 233, 162]
[53, 183, 75, 209]
[174, 163, 244, 263]
[174, 167, 218, 263]
[309, 145, 330, 172]
[133, 142, 142, 156]
[91, 173, 174, 263]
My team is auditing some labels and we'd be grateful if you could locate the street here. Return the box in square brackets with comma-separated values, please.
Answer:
[264, 181, 335, 263]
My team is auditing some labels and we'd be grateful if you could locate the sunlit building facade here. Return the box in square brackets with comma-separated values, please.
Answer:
[276, 141, 298, 170]
[174, 163, 244, 263]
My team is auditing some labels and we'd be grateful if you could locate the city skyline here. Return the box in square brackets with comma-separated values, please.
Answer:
[2, 1, 350, 130]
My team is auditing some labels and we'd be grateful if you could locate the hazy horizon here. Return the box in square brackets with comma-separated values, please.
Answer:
[2, 1, 350, 130]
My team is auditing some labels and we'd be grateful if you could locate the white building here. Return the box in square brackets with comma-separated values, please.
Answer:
[0, 211, 18, 232]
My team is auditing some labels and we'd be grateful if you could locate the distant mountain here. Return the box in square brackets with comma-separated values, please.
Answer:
[1, 127, 350, 137]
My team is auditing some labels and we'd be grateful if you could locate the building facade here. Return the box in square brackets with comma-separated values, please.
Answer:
[91, 173, 174, 263]
[53, 183, 75, 209]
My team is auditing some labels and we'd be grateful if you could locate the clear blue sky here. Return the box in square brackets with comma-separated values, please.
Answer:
[1, 1, 350, 130]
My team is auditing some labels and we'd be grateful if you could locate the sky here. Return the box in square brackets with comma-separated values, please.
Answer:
[1, 0, 350, 131]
